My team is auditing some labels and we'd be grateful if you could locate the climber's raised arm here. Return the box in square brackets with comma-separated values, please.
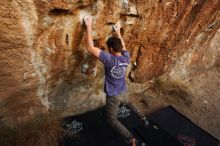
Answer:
[113, 22, 126, 50]
[84, 16, 101, 58]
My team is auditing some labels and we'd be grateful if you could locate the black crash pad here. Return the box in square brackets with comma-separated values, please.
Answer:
[136, 120, 183, 146]
[60, 105, 182, 146]
[148, 106, 219, 146]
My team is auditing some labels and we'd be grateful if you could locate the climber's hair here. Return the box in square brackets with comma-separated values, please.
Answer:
[106, 37, 123, 53]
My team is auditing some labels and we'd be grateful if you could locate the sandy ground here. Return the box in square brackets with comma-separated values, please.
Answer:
[129, 91, 220, 141]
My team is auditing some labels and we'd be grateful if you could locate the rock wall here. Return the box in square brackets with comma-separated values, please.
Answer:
[0, 0, 220, 137]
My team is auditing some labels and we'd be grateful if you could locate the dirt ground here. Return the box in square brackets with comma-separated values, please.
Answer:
[129, 90, 220, 141]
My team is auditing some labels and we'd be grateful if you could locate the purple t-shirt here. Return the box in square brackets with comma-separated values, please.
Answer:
[99, 50, 130, 96]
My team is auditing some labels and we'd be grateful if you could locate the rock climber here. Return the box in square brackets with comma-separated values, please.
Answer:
[84, 16, 149, 146]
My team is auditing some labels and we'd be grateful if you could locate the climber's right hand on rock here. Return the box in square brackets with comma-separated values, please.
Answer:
[84, 16, 93, 28]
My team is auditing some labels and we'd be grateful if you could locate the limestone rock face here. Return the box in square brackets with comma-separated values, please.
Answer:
[0, 0, 220, 138]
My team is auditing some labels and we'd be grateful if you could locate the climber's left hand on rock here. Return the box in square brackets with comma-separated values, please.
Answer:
[84, 16, 93, 28]
[113, 22, 121, 36]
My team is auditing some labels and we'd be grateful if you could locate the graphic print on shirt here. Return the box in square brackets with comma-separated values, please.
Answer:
[111, 63, 128, 79]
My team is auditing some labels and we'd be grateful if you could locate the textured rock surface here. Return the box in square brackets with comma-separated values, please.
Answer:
[0, 0, 220, 139]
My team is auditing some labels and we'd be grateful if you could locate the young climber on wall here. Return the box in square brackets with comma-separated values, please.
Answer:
[84, 16, 149, 146]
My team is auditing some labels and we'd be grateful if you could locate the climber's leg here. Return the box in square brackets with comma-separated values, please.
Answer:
[120, 93, 143, 117]
[120, 93, 150, 127]
[105, 95, 132, 144]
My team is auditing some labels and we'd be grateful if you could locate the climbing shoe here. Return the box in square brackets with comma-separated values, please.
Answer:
[141, 117, 149, 127]
[130, 137, 147, 146]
